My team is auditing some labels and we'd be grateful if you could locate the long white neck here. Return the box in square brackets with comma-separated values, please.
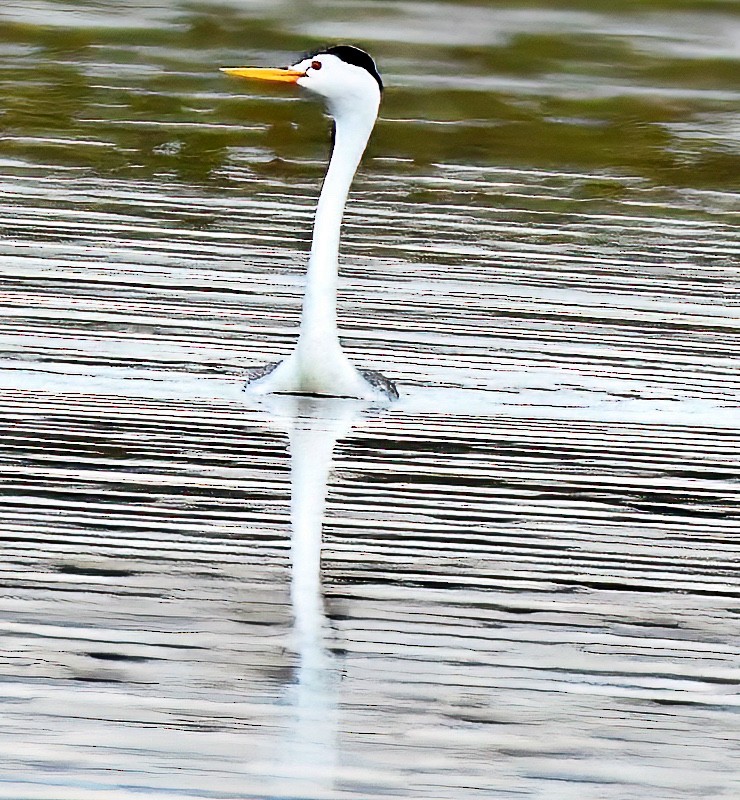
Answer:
[297, 102, 378, 351]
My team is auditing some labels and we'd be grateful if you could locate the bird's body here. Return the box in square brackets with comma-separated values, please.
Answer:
[223, 46, 398, 401]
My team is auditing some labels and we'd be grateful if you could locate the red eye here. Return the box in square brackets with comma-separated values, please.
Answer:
[311, 60, 322, 70]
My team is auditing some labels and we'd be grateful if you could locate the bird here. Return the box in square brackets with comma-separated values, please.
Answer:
[222, 45, 399, 401]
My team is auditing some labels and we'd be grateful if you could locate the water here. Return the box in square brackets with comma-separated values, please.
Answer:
[1, 1, 739, 797]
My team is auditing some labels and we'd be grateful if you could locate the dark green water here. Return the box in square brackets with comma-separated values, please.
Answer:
[2, 0, 739, 186]
[1, 1, 739, 798]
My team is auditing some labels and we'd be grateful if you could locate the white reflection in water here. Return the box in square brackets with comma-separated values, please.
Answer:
[250, 395, 376, 791]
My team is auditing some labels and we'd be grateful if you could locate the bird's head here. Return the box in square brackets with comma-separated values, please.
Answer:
[222, 45, 382, 121]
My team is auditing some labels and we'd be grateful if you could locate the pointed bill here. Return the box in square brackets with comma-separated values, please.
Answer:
[220, 67, 305, 84]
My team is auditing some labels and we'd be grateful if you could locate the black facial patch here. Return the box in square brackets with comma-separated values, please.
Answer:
[304, 44, 383, 92]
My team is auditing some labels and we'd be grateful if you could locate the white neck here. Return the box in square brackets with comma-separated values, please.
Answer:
[297, 102, 378, 352]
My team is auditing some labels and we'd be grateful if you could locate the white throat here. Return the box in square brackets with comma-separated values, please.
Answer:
[247, 98, 385, 400]
[297, 101, 378, 352]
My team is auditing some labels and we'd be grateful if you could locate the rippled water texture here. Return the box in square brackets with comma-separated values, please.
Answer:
[1, 1, 739, 798]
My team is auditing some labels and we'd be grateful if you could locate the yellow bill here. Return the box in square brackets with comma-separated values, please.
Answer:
[220, 67, 305, 84]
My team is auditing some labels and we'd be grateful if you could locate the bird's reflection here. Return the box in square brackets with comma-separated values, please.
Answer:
[249, 394, 380, 790]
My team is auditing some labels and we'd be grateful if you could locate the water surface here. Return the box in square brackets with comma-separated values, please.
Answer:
[1, 1, 739, 798]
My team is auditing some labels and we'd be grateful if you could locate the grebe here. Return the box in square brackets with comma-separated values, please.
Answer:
[222, 45, 398, 401]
